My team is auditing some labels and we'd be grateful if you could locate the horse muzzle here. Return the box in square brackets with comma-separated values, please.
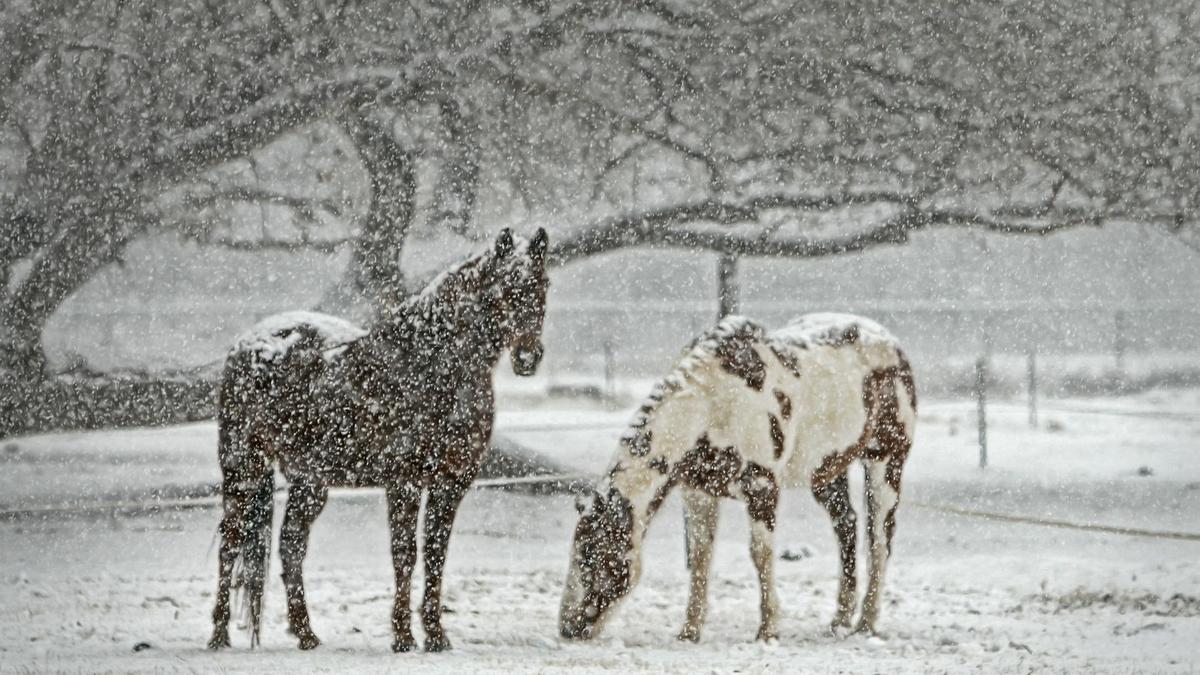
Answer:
[511, 342, 544, 376]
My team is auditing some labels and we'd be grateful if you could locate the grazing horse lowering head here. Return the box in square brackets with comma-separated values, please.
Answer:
[559, 485, 638, 640]
[489, 227, 549, 376]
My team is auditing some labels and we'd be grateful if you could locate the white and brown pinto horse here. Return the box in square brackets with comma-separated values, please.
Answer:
[560, 313, 916, 642]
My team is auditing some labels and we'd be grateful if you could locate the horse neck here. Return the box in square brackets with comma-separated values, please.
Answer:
[367, 287, 502, 375]
[608, 386, 709, 543]
[443, 290, 505, 374]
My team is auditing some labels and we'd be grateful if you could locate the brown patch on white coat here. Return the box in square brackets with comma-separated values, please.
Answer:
[713, 328, 766, 391]
[559, 486, 635, 640]
[560, 313, 916, 644]
[809, 364, 908, 489]
[773, 389, 792, 420]
[768, 343, 803, 378]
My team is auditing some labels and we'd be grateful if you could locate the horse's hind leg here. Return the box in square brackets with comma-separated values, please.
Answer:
[386, 482, 421, 653]
[678, 488, 719, 642]
[858, 458, 902, 634]
[858, 460, 895, 633]
[858, 376, 913, 635]
[812, 473, 857, 632]
[209, 479, 253, 650]
[280, 480, 329, 650]
[209, 416, 267, 650]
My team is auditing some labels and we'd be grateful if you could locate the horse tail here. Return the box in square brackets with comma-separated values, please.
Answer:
[237, 470, 275, 647]
[894, 348, 917, 415]
[215, 347, 278, 648]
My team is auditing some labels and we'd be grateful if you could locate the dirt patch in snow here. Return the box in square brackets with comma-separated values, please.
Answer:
[1029, 588, 1200, 618]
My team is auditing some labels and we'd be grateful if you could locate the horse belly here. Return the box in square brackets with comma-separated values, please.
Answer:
[280, 435, 419, 487]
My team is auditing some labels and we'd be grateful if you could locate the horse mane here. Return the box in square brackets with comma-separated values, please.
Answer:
[390, 253, 489, 325]
[384, 235, 537, 328]
[621, 315, 767, 445]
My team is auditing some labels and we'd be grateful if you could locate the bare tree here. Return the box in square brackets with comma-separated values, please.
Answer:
[537, 1, 1200, 263]
[2, 0, 1198, 431]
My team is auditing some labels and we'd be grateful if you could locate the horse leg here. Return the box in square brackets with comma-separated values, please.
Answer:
[420, 478, 471, 652]
[209, 414, 269, 651]
[744, 470, 781, 642]
[208, 478, 253, 650]
[279, 481, 328, 650]
[858, 458, 901, 634]
[386, 482, 421, 653]
[678, 488, 719, 642]
[812, 472, 857, 633]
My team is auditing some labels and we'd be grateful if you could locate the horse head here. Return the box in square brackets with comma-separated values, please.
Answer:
[559, 485, 639, 640]
[490, 227, 549, 376]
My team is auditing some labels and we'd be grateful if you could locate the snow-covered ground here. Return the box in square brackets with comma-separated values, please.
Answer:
[2, 389, 1199, 673]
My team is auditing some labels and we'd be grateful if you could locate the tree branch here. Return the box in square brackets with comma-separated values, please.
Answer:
[548, 194, 1135, 266]
[180, 233, 351, 253]
[137, 71, 409, 189]
[180, 187, 344, 220]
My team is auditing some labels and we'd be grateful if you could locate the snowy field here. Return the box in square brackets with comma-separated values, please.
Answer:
[2, 389, 1199, 673]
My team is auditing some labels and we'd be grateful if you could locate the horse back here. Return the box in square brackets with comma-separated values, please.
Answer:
[762, 315, 916, 489]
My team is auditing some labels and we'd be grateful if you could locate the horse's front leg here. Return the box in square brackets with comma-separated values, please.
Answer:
[386, 482, 421, 653]
[280, 481, 329, 650]
[420, 477, 472, 652]
[679, 488, 719, 642]
[749, 518, 781, 641]
[743, 465, 781, 642]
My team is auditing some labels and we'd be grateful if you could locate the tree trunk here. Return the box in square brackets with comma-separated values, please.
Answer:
[429, 98, 481, 239]
[0, 190, 148, 435]
[320, 111, 417, 319]
[1, 190, 139, 378]
[717, 252, 739, 320]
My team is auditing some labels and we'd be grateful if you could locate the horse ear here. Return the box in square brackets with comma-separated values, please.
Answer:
[530, 227, 548, 259]
[495, 228, 514, 259]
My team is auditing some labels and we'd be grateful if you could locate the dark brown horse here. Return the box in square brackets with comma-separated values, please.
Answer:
[207, 228, 549, 653]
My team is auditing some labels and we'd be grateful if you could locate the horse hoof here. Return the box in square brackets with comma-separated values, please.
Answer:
[207, 633, 231, 651]
[755, 629, 779, 643]
[852, 622, 876, 636]
[829, 622, 854, 638]
[297, 634, 321, 650]
[424, 634, 452, 653]
[392, 636, 417, 653]
[676, 628, 701, 643]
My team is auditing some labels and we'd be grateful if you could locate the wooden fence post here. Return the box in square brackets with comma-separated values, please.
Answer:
[976, 356, 988, 469]
[1027, 348, 1038, 428]
[1114, 310, 1127, 373]
[602, 339, 615, 403]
